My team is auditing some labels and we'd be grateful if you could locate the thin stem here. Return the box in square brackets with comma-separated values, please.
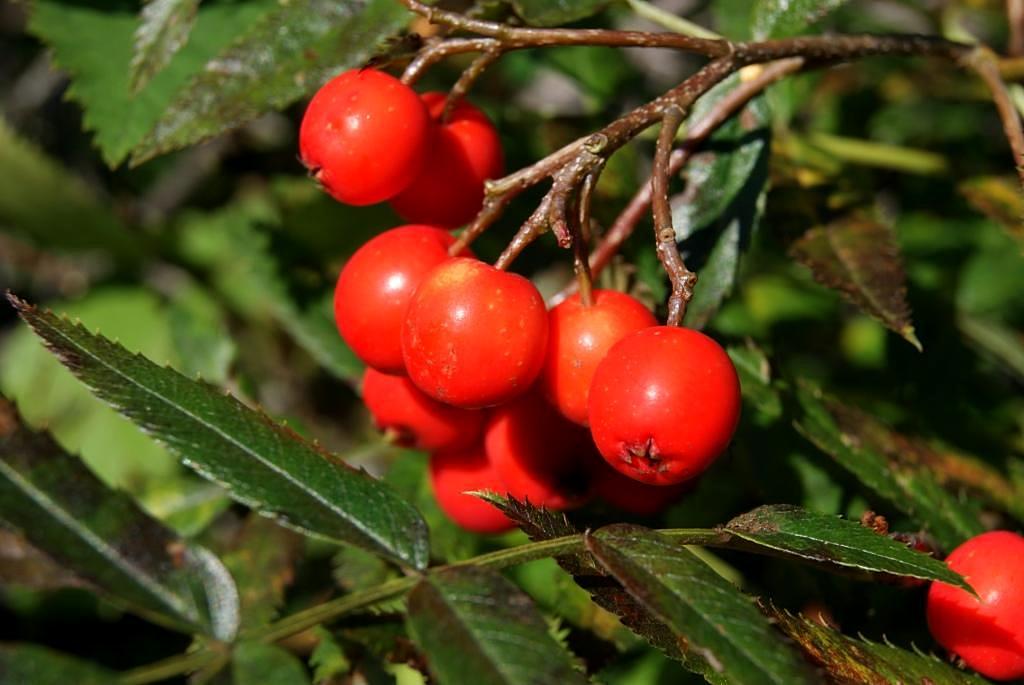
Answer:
[574, 170, 598, 305]
[444, 47, 503, 119]
[399, 0, 728, 56]
[402, 38, 498, 85]
[964, 46, 1024, 187]
[119, 649, 219, 685]
[652, 106, 696, 326]
[553, 57, 805, 305]
[1010, 0, 1024, 57]
[624, 0, 722, 40]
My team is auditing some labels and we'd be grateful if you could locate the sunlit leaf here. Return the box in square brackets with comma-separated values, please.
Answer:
[724, 505, 971, 588]
[790, 214, 921, 350]
[131, 0, 201, 92]
[9, 294, 429, 569]
[406, 566, 588, 685]
[752, 0, 850, 39]
[0, 399, 238, 638]
[132, 0, 410, 164]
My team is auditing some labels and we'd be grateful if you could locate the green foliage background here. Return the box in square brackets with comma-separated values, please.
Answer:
[0, 0, 1022, 683]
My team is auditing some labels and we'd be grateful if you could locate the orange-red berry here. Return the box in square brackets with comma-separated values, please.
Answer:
[429, 447, 514, 534]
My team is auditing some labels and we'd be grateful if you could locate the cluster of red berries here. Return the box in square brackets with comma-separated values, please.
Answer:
[301, 68, 741, 534]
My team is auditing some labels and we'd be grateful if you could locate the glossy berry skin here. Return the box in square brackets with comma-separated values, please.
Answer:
[300, 69, 430, 206]
[429, 447, 514, 534]
[334, 225, 461, 374]
[592, 458, 694, 515]
[484, 390, 595, 510]
[588, 326, 740, 485]
[362, 368, 484, 452]
[402, 258, 548, 408]
[926, 531, 1024, 681]
[391, 93, 504, 228]
[541, 290, 657, 426]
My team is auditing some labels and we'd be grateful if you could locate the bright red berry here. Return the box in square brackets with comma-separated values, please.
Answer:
[541, 290, 657, 426]
[591, 457, 693, 516]
[362, 368, 484, 452]
[484, 390, 595, 510]
[588, 326, 740, 485]
[300, 68, 430, 206]
[334, 225, 462, 374]
[402, 258, 548, 408]
[927, 531, 1024, 681]
[429, 447, 514, 534]
[390, 93, 504, 228]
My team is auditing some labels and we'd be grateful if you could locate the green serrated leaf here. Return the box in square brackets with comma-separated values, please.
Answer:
[233, 642, 311, 685]
[510, 0, 611, 27]
[131, 0, 201, 92]
[132, 0, 410, 165]
[587, 525, 816, 685]
[28, 0, 278, 167]
[768, 606, 988, 684]
[752, 0, 850, 39]
[790, 214, 921, 350]
[0, 117, 138, 261]
[0, 644, 118, 685]
[406, 566, 589, 685]
[724, 505, 972, 589]
[0, 399, 238, 638]
[489, 495, 700, 670]
[794, 383, 985, 551]
[8, 294, 429, 569]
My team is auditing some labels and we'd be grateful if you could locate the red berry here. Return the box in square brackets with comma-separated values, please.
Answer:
[927, 531, 1024, 681]
[362, 368, 484, 452]
[588, 326, 740, 485]
[402, 258, 548, 408]
[334, 225, 462, 374]
[300, 69, 430, 206]
[484, 390, 595, 510]
[591, 457, 693, 516]
[391, 93, 504, 228]
[541, 290, 657, 426]
[429, 447, 514, 534]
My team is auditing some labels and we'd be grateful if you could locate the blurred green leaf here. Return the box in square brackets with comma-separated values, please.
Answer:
[794, 383, 985, 550]
[0, 644, 118, 685]
[684, 218, 745, 329]
[958, 175, 1024, 249]
[310, 626, 351, 682]
[958, 314, 1024, 383]
[0, 529, 87, 590]
[510, 0, 611, 27]
[132, 0, 410, 165]
[131, 0, 201, 93]
[222, 515, 303, 631]
[752, 0, 849, 39]
[587, 525, 816, 685]
[769, 607, 988, 684]
[0, 400, 239, 638]
[233, 642, 310, 685]
[166, 280, 236, 385]
[28, 0, 278, 166]
[724, 505, 971, 588]
[0, 118, 138, 261]
[406, 566, 588, 685]
[9, 294, 430, 569]
[790, 214, 921, 350]
[726, 343, 782, 421]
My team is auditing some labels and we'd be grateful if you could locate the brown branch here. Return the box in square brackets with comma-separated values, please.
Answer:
[402, 37, 498, 84]
[399, 0, 728, 57]
[963, 46, 1024, 187]
[1010, 0, 1024, 57]
[552, 57, 805, 304]
[652, 106, 695, 326]
[444, 47, 503, 119]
